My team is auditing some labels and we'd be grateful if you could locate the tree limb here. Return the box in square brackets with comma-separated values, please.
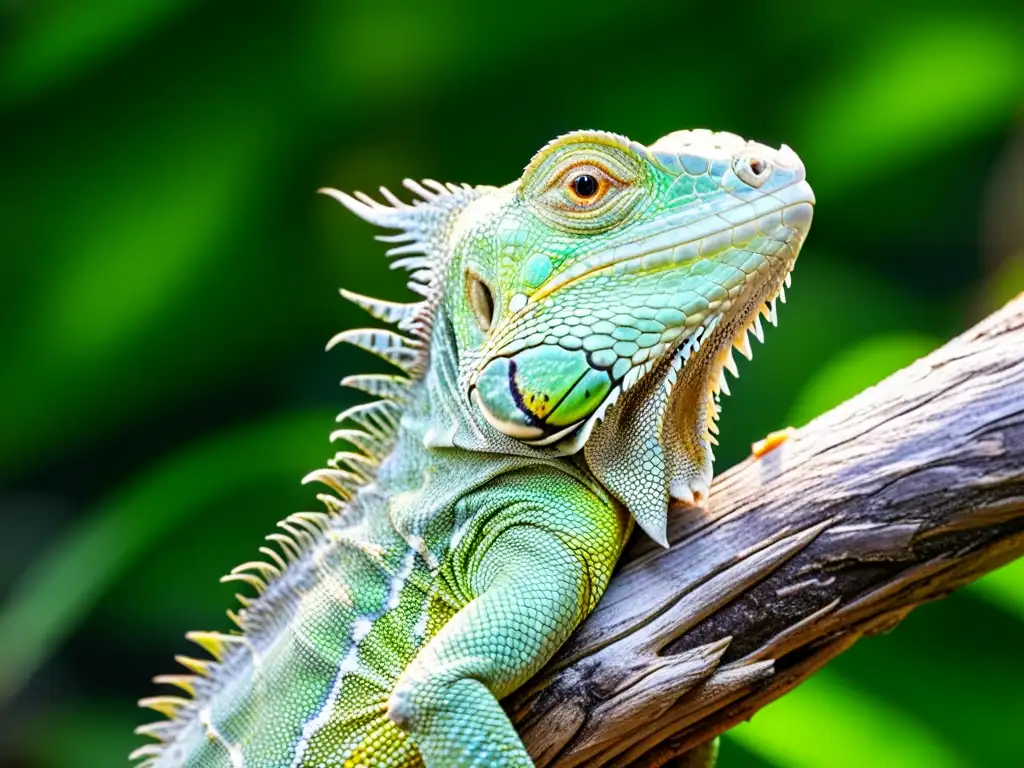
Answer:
[510, 295, 1024, 767]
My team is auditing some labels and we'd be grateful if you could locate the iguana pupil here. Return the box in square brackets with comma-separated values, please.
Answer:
[572, 173, 598, 197]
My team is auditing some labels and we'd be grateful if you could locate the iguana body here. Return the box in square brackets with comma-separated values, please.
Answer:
[134, 129, 814, 767]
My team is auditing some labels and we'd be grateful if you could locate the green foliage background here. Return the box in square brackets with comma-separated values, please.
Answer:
[1, 2, 1022, 765]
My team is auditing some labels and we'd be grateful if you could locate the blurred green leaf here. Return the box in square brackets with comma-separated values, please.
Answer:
[1, 0, 197, 104]
[823, 588, 1024, 764]
[982, 252, 1024, 313]
[727, 669, 968, 767]
[787, 332, 941, 426]
[969, 558, 1024, 620]
[799, 18, 1023, 192]
[44, 131, 268, 360]
[0, 30, 300, 477]
[0, 410, 331, 704]
[22, 701, 138, 768]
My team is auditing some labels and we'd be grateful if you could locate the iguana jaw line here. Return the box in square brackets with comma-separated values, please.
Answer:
[567, 255, 789, 454]
[572, 190, 808, 544]
[664, 258, 796, 504]
[541, 190, 810, 460]
[532, 312, 720, 451]
[467, 195, 812, 449]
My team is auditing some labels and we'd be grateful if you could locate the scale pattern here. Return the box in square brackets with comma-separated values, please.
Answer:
[134, 128, 814, 767]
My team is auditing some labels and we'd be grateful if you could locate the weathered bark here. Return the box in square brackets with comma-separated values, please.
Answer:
[510, 295, 1024, 767]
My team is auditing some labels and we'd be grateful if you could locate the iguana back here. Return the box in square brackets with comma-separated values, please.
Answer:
[133, 129, 814, 767]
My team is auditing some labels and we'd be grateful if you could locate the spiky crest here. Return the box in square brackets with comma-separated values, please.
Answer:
[327, 328, 424, 375]
[319, 178, 491, 346]
[340, 373, 411, 399]
[135, 179, 492, 761]
[338, 288, 418, 326]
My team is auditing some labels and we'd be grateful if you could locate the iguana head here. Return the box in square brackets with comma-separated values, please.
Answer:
[449, 129, 814, 543]
[325, 128, 813, 546]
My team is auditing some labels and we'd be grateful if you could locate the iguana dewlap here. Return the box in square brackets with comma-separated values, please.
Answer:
[134, 129, 814, 767]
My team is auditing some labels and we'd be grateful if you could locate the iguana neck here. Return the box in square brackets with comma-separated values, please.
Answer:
[368, 308, 601, 567]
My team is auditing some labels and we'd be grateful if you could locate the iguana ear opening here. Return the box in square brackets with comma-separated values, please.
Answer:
[465, 269, 496, 332]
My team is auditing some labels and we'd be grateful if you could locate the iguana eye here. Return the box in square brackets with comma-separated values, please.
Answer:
[520, 142, 643, 233]
[564, 166, 612, 207]
[571, 174, 599, 199]
[466, 270, 495, 332]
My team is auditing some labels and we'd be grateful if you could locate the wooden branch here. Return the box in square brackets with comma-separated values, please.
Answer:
[510, 294, 1024, 767]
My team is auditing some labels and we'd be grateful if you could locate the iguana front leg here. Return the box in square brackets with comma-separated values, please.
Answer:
[387, 471, 628, 767]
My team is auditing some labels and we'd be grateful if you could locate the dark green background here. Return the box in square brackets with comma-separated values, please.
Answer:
[1, 2, 1022, 766]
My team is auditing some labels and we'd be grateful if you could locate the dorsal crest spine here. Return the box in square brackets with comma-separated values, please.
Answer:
[134, 179, 492, 762]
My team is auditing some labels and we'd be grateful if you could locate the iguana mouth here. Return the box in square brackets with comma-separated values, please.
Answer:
[550, 194, 812, 442]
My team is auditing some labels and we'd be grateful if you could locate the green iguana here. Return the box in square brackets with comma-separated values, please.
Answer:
[133, 128, 814, 767]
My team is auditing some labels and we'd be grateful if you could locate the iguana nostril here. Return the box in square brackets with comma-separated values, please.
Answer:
[734, 152, 773, 188]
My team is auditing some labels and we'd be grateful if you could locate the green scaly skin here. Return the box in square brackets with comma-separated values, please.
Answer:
[133, 129, 814, 767]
